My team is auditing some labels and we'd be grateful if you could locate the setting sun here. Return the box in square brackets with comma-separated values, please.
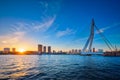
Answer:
[18, 48, 26, 53]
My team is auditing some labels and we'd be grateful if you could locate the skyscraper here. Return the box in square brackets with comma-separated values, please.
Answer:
[12, 48, 16, 53]
[93, 48, 95, 52]
[48, 46, 51, 53]
[43, 46, 46, 53]
[72, 49, 74, 54]
[38, 44, 42, 53]
[75, 49, 78, 53]
[4, 48, 10, 53]
[53, 50, 56, 53]
[98, 49, 103, 52]
[78, 49, 81, 53]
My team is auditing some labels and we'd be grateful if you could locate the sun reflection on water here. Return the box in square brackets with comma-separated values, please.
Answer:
[0, 55, 40, 79]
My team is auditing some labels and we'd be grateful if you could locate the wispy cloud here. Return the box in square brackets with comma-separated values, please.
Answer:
[96, 26, 110, 34]
[0, 0, 61, 50]
[39, 0, 61, 17]
[0, 30, 37, 51]
[75, 37, 88, 42]
[4, 16, 55, 49]
[0, 31, 26, 47]
[96, 22, 120, 34]
[56, 28, 74, 38]
[33, 16, 56, 32]
[10, 16, 56, 33]
[10, 22, 33, 32]
[10, 0, 60, 33]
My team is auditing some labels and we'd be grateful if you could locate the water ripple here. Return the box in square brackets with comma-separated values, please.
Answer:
[0, 55, 120, 80]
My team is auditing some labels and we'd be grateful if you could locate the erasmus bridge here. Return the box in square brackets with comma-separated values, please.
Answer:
[81, 19, 115, 55]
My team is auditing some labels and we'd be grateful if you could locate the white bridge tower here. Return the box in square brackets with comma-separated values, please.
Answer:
[82, 19, 95, 52]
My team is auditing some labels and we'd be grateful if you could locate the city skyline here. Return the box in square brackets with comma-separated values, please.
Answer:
[0, 0, 120, 51]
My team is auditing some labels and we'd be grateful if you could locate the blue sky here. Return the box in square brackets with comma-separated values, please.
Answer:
[0, 0, 120, 51]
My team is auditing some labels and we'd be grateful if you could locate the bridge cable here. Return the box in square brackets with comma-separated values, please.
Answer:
[95, 25, 114, 51]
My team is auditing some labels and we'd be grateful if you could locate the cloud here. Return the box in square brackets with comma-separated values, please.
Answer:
[33, 16, 56, 32]
[75, 37, 88, 42]
[2, 41, 7, 44]
[96, 26, 110, 34]
[0, 30, 37, 51]
[10, 22, 33, 33]
[0, 16, 56, 50]
[0, 0, 62, 50]
[77, 22, 120, 44]
[39, 0, 61, 17]
[74, 22, 120, 44]
[56, 28, 74, 38]
[10, 16, 56, 33]
[96, 22, 120, 34]
[0, 31, 26, 47]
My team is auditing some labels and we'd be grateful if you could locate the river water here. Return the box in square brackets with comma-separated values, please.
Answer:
[0, 55, 120, 80]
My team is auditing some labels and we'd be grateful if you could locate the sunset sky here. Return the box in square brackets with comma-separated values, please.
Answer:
[0, 0, 120, 51]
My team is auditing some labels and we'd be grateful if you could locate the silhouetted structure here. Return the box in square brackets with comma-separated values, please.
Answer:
[93, 48, 95, 52]
[48, 46, 51, 53]
[43, 46, 46, 53]
[75, 49, 78, 53]
[78, 49, 81, 53]
[98, 49, 103, 52]
[12, 48, 16, 53]
[72, 49, 74, 53]
[4, 48, 10, 53]
[38, 44, 42, 53]
[53, 50, 56, 53]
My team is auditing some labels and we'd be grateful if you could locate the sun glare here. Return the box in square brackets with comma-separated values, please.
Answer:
[19, 48, 26, 53]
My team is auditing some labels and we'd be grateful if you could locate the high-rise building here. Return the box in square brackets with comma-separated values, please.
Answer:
[4, 48, 10, 53]
[38, 44, 42, 53]
[78, 49, 81, 53]
[59, 50, 62, 53]
[48, 46, 51, 53]
[12, 48, 16, 53]
[43, 46, 46, 53]
[93, 48, 95, 52]
[53, 50, 56, 53]
[69, 50, 72, 53]
[98, 49, 103, 52]
[75, 49, 78, 53]
[72, 49, 74, 53]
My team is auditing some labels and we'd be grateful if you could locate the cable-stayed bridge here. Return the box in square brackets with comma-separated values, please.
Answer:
[81, 19, 115, 55]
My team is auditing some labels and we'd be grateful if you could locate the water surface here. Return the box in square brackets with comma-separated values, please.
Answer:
[0, 55, 120, 80]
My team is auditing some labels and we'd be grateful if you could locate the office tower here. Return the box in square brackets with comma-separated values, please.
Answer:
[38, 44, 42, 53]
[12, 48, 16, 53]
[53, 50, 56, 53]
[93, 48, 95, 52]
[69, 50, 72, 53]
[75, 49, 78, 53]
[72, 49, 74, 54]
[43, 46, 46, 53]
[60, 50, 62, 53]
[78, 49, 81, 53]
[98, 49, 103, 52]
[48, 46, 51, 53]
[4, 48, 10, 53]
